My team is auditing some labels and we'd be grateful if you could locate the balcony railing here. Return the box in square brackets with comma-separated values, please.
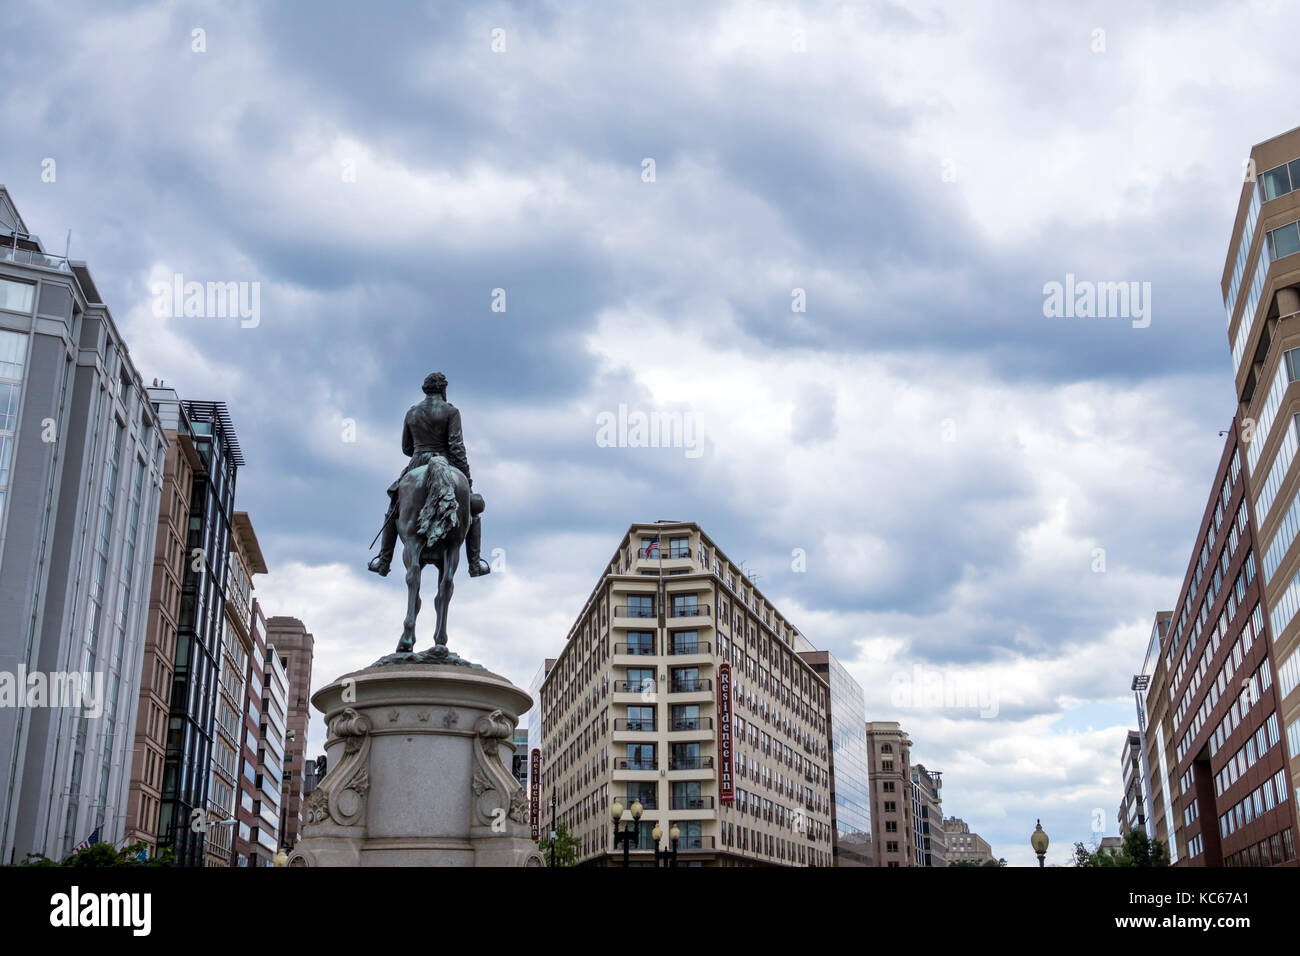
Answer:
[669, 755, 714, 771]
[613, 718, 656, 732]
[614, 680, 656, 694]
[668, 641, 711, 655]
[0, 243, 73, 273]
[614, 643, 656, 656]
[670, 604, 710, 618]
[622, 793, 657, 810]
[614, 605, 657, 618]
[669, 679, 711, 693]
[679, 835, 716, 850]
[615, 758, 658, 771]
[669, 717, 713, 731]
[671, 795, 716, 810]
[639, 547, 693, 559]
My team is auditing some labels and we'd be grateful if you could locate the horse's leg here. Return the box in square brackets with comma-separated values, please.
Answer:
[433, 544, 460, 647]
[398, 532, 422, 653]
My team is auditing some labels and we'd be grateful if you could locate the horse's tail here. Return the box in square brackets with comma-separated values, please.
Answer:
[416, 456, 462, 549]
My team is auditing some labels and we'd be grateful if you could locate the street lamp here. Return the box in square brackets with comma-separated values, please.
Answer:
[652, 823, 680, 867]
[1030, 819, 1049, 867]
[611, 798, 644, 867]
[273, 847, 289, 867]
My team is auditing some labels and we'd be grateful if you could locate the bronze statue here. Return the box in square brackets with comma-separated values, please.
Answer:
[369, 372, 490, 656]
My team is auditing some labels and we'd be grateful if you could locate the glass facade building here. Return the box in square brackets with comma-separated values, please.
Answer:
[800, 649, 872, 865]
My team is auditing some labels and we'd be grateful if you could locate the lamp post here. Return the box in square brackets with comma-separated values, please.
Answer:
[611, 798, 643, 867]
[653, 823, 680, 867]
[1031, 819, 1049, 867]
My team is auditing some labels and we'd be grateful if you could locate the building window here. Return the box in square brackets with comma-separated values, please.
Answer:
[0, 330, 26, 525]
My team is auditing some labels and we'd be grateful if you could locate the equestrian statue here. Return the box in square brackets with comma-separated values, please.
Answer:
[368, 371, 490, 656]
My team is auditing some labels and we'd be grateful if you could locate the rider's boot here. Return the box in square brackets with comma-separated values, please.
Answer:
[466, 515, 491, 577]
[368, 500, 398, 577]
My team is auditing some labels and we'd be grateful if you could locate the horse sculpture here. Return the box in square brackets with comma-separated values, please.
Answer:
[393, 457, 480, 654]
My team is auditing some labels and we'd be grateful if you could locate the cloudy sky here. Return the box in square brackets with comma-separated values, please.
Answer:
[4, 0, 1295, 865]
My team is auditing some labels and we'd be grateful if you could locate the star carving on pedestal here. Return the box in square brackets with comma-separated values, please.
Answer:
[387, 709, 400, 723]
[442, 710, 459, 729]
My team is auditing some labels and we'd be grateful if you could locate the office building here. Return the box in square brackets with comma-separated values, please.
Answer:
[1144, 418, 1297, 865]
[538, 522, 835, 866]
[944, 817, 995, 864]
[147, 396, 242, 866]
[1136, 611, 1179, 862]
[866, 721, 912, 866]
[0, 187, 168, 861]
[123, 386, 199, 857]
[799, 648, 872, 866]
[225, 515, 268, 866]
[253, 611, 289, 865]
[1118, 730, 1146, 838]
[910, 762, 945, 867]
[267, 616, 314, 850]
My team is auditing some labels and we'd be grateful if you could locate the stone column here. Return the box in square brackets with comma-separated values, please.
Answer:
[288, 659, 544, 867]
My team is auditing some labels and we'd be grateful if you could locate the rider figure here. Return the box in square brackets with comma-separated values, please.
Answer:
[368, 371, 491, 578]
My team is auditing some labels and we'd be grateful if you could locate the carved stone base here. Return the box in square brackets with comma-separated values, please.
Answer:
[287, 659, 544, 868]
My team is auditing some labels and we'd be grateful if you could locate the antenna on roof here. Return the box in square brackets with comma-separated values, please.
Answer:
[63, 228, 70, 259]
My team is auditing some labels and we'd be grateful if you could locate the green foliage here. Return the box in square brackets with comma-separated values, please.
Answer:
[1072, 831, 1169, 867]
[538, 822, 581, 867]
[11, 841, 174, 867]
[949, 857, 1007, 867]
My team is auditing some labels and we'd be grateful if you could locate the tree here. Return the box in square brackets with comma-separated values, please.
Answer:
[11, 841, 175, 867]
[538, 822, 580, 867]
[1072, 832, 1169, 868]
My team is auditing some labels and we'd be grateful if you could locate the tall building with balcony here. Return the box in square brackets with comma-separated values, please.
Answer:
[266, 616, 314, 850]
[155, 397, 243, 866]
[1223, 126, 1300, 866]
[124, 385, 200, 856]
[1137, 612, 1180, 863]
[538, 522, 835, 866]
[798, 647, 872, 865]
[0, 187, 168, 862]
[224, 513, 267, 866]
[255, 616, 289, 864]
[1118, 730, 1146, 837]
[866, 721, 912, 866]
[1143, 419, 1297, 865]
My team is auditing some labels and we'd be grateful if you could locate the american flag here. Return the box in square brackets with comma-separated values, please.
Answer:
[71, 827, 101, 854]
[643, 537, 659, 557]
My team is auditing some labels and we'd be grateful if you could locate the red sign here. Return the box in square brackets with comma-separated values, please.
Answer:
[717, 663, 734, 804]
[530, 749, 541, 840]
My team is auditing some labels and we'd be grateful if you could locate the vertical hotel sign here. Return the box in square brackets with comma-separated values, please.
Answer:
[717, 662, 734, 804]
[529, 749, 541, 840]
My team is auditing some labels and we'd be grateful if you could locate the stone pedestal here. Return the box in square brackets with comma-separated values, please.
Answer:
[287, 657, 544, 867]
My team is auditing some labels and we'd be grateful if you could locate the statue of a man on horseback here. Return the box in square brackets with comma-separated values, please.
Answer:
[368, 372, 490, 656]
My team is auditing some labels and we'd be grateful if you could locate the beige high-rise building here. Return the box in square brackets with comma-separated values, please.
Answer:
[538, 521, 835, 866]
[866, 721, 911, 866]
[944, 817, 995, 864]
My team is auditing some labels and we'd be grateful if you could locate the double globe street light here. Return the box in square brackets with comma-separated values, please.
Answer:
[611, 799, 643, 867]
